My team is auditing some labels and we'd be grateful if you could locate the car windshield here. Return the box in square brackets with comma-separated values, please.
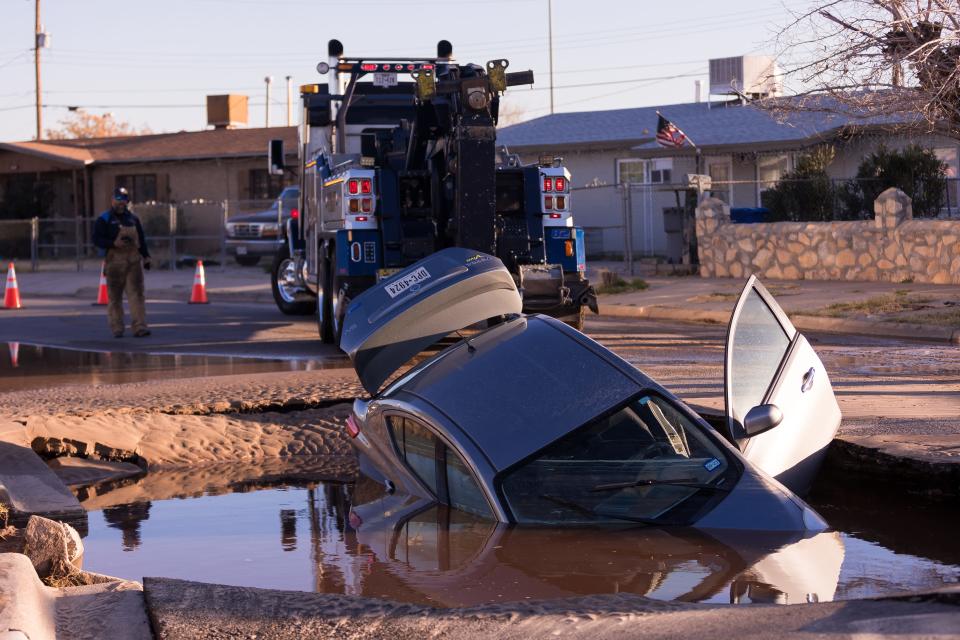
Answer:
[499, 394, 737, 525]
[277, 187, 299, 212]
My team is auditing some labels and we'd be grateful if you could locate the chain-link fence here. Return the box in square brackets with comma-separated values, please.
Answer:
[0, 198, 280, 272]
[705, 176, 960, 222]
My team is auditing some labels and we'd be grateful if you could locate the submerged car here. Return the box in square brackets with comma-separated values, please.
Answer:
[340, 248, 842, 531]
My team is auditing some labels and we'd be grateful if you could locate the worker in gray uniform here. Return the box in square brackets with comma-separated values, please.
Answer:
[92, 187, 151, 337]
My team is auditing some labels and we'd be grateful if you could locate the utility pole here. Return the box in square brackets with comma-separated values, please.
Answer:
[285, 75, 292, 126]
[264, 76, 273, 128]
[34, 0, 42, 140]
[547, 0, 555, 114]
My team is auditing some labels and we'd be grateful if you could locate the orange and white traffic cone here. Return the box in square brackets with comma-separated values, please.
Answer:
[8, 341, 19, 368]
[3, 263, 21, 310]
[93, 262, 109, 306]
[188, 260, 209, 304]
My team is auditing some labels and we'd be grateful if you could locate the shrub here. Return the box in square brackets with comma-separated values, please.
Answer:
[839, 145, 947, 218]
[761, 146, 839, 222]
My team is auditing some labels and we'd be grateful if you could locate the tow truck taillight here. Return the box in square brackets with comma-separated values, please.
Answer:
[543, 177, 553, 192]
[349, 199, 360, 213]
[544, 195, 553, 209]
[361, 197, 372, 213]
[346, 415, 361, 439]
[290, 208, 299, 219]
[360, 178, 372, 194]
[555, 196, 566, 209]
[549, 213, 562, 219]
[348, 179, 359, 195]
[360, 63, 377, 71]
[555, 177, 566, 192]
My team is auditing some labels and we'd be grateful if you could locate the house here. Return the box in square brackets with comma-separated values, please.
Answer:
[0, 126, 299, 221]
[499, 85, 960, 262]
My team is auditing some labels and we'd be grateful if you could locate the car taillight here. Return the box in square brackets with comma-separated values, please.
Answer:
[555, 195, 566, 209]
[555, 177, 566, 192]
[361, 197, 372, 212]
[346, 415, 360, 438]
[544, 195, 553, 210]
[348, 179, 359, 195]
[565, 240, 574, 257]
[542, 177, 553, 192]
[348, 199, 359, 213]
[290, 208, 299, 219]
[360, 178, 372, 194]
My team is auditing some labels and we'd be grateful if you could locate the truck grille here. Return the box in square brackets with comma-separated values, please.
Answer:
[232, 224, 261, 238]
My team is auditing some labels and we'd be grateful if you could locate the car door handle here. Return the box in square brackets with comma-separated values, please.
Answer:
[801, 367, 816, 393]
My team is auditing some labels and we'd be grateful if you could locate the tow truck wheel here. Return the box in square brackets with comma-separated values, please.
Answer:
[317, 243, 334, 344]
[332, 284, 350, 346]
[271, 246, 316, 316]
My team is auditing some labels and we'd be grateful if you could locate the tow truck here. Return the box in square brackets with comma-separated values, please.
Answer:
[271, 39, 598, 344]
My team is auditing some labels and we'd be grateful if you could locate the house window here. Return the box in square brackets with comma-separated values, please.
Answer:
[757, 154, 791, 203]
[248, 169, 284, 200]
[115, 175, 157, 203]
[616, 158, 673, 185]
[706, 158, 732, 205]
[616, 159, 646, 185]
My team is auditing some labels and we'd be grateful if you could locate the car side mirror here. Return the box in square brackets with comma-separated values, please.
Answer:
[744, 404, 783, 437]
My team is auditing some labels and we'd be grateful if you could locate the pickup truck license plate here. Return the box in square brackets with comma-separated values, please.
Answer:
[384, 266, 431, 298]
[236, 246, 247, 255]
[373, 72, 398, 88]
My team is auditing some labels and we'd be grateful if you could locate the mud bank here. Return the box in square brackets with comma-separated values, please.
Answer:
[143, 578, 960, 640]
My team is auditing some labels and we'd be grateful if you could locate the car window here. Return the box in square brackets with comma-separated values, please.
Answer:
[729, 289, 791, 414]
[446, 450, 492, 518]
[499, 394, 736, 525]
[388, 415, 493, 519]
[395, 417, 438, 494]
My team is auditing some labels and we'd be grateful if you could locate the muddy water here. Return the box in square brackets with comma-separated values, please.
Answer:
[77, 480, 960, 607]
[0, 343, 347, 392]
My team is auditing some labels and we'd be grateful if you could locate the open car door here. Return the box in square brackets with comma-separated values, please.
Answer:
[340, 248, 523, 395]
[724, 276, 841, 496]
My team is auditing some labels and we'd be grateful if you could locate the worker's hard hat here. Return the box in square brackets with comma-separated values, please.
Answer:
[112, 187, 130, 202]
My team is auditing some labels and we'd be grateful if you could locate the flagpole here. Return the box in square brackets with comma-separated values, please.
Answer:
[656, 110, 701, 174]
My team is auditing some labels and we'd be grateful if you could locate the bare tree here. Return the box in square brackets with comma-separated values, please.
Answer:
[45, 111, 152, 140]
[776, 1, 960, 135]
[497, 101, 528, 127]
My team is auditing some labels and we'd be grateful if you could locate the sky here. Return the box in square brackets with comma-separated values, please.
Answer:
[0, 0, 811, 142]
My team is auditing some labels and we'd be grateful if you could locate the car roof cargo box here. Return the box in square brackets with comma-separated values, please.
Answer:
[340, 248, 523, 394]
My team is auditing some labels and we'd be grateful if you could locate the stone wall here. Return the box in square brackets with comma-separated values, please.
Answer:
[695, 188, 960, 284]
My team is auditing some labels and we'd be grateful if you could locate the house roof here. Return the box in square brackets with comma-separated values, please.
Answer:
[0, 126, 298, 167]
[498, 97, 913, 152]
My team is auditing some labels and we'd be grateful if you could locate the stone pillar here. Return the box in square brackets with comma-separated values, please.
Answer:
[695, 196, 730, 276]
[874, 187, 912, 230]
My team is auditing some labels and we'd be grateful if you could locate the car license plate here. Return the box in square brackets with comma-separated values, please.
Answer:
[373, 72, 398, 88]
[384, 266, 430, 298]
[236, 246, 247, 255]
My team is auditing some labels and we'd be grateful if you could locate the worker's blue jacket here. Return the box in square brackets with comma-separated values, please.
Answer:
[92, 208, 150, 259]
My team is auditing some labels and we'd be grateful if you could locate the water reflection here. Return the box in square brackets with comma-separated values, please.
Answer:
[0, 342, 348, 392]
[77, 475, 959, 605]
[102, 501, 151, 551]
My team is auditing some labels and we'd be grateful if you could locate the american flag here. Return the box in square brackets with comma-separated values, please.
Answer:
[655, 113, 688, 148]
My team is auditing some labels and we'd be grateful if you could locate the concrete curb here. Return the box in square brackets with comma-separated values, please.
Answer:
[600, 303, 960, 344]
[828, 436, 960, 498]
[0, 553, 57, 640]
[0, 442, 84, 520]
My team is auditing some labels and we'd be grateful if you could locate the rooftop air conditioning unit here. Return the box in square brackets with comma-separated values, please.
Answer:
[709, 56, 781, 98]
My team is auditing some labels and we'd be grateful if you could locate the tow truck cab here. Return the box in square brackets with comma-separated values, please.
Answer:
[279, 39, 597, 343]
